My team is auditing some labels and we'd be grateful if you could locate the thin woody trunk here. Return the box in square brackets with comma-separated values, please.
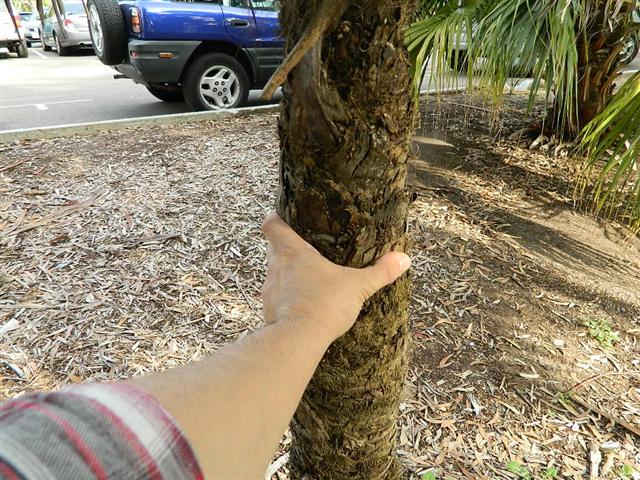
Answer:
[35, 0, 46, 30]
[276, 1, 416, 478]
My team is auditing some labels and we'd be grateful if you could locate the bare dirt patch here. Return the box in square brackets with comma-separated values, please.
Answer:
[1, 95, 638, 479]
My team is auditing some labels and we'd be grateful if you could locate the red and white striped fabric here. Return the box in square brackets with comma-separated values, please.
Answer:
[0, 383, 203, 480]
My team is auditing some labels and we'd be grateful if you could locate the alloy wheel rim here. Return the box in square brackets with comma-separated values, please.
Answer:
[198, 66, 241, 109]
[620, 37, 636, 63]
[89, 5, 103, 54]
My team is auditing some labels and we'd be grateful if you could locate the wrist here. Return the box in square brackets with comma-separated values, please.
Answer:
[270, 315, 336, 352]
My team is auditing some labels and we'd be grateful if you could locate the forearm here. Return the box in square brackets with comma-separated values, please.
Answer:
[127, 214, 411, 478]
[130, 319, 331, 479]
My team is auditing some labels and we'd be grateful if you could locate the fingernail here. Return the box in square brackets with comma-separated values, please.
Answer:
[398, 254, 412, 272]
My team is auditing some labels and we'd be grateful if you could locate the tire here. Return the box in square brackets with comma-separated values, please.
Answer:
[54, 33, 70, 56]
[620, 34, 639, 66]
[183, 53, 250, 111]
[41, 32, 52, 51]
[87, 0, 127, 65]
[17, 39, 29, 58]
[146, 86, 185, 103]
[449, 50, 468, 72]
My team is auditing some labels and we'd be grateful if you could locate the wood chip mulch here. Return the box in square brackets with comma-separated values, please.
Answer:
[1, 95, 638, 480]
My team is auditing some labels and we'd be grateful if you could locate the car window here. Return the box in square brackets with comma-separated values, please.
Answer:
[252, 0, 278, 11]
[222, 0, 248, 7]
[63, 1, 85, 15]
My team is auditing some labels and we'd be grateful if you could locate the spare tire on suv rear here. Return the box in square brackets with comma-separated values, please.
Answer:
[87, 0, 128, 66]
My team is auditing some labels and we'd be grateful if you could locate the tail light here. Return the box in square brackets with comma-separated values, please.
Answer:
[130, 7, 141, 33]
[14, 15, 21, 27]
[64, 18, 74, 26]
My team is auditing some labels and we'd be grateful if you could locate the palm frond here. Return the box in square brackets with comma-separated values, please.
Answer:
[407, 0, 640, 228]
[407, 0, 636, 133]
[406, 0, 489, 94]
[463, 0, 584, 133]
[578, 72, 640, 231]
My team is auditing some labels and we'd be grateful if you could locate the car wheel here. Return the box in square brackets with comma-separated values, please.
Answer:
[87, 0, 127, 65]
[146, 86, 185, 103]
[183, 53, 250, 111]
[41, 32, 52, 51]
[619, 34, 639, 66]
[17, 39, 29, 58]
[54, 33, 70, 56]
[449, 50, 469, 72]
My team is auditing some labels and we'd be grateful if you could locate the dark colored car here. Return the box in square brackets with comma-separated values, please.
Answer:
[87, 0, 283, 110]
[620, 8, 640, 66]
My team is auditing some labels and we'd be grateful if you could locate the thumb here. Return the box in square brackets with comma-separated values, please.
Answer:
[359, 252, 411, 299]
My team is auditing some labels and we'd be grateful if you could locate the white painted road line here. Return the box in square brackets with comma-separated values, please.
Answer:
[0, 99, 92, 110]
[30, 49, 46, 58]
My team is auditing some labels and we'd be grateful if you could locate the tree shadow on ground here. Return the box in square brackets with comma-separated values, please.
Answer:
[407, 135, 640, 396]
[413, 135, 578, 219]
[409, 139, 640, 309]
[399, 96, 640, 479]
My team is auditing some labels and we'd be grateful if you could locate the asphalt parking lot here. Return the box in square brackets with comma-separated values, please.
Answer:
[0, 46, 638, 133]
[0, 46, 282, 132]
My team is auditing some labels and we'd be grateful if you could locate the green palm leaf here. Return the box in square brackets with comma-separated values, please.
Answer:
[578, 71, 640, 231]
[407, 0, 640, 229]
[407, 0, 586, 133]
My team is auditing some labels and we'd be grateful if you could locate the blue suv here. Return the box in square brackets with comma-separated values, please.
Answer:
[87, 0, 283, 110]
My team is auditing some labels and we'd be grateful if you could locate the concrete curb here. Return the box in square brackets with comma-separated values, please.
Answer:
[0, 104, 280, 144]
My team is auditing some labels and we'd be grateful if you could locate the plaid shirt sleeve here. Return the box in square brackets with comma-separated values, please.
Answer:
[0, 383, 204, 480]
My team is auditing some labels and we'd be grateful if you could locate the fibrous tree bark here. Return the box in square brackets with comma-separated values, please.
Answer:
[274, 0, 417, 478]
[564, 0, 637, 136]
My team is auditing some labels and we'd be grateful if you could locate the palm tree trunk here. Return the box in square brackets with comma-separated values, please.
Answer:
[276, 1, 417, 478]
[560, 0, 635, 137]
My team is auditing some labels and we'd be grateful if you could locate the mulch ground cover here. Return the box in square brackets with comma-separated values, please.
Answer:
[1, 93, 638, 479]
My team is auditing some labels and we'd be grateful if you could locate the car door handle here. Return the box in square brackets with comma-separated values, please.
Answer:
[228, 18, 249, 27]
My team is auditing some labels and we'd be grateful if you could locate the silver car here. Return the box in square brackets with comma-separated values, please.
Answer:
[19, 12, 40, 46]
[40, 0, 92, 56]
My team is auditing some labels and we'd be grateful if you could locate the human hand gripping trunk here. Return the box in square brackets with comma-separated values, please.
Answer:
[131, 213, 411, 479]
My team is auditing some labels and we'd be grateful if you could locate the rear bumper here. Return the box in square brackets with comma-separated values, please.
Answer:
[60, 29, 92, 47]
[0, 36, 20, 44]
[114, 40, 200, 85]
[24, 28, 40, 40]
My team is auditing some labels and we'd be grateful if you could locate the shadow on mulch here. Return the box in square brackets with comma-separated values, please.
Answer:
[403, 103, 640, 473]
[410, 138, 640, 310]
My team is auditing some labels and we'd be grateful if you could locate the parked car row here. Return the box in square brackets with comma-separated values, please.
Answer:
[5, 0, 637, 114]
[1, 0, 92, 57]
[40, 0, 92, 55]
